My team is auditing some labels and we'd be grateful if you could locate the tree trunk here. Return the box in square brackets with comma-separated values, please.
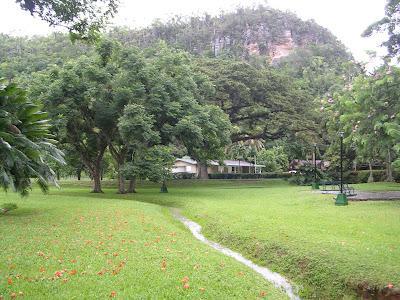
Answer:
[117, 172, 126, 194]
[387, 147, 394, 182]
[198, 162, 209, 179]
[56, 170, 60, 181]
[128, 178, 137, 193]
[368, 161, 374, 183]
[77, 167, 82, 181]
[160, 180, 168, 193]
[92, 169, 103, 193]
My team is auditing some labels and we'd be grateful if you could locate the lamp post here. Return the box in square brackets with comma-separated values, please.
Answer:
[335, 131, 348, 206]
[312, 143, 319, 189]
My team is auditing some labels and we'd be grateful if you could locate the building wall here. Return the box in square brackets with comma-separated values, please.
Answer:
[172, 161, 198, 174]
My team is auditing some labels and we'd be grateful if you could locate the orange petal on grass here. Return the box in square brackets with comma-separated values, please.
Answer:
[183, 283, 190, 289]
[54, 271, 64, 278]
[39, 267, 46, 273]
[69, 270, 77, 276]
[181, 276, 189, 283]
[161, 259, 167, 271]
[109, 291, 117, 298]
[7, 278, 12, 285]
[259, 291, 267, 297]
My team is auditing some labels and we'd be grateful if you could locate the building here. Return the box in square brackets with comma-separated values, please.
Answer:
[172, 156, 265, 176]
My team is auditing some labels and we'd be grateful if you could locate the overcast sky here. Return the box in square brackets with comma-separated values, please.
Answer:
[0, 0, 387, 65]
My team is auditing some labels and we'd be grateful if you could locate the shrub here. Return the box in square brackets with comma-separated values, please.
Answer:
[344, 170, 398, 183]
[208, 172, 292, 180]
[172, 173, 196, 180]
[288, 163, 325, 185]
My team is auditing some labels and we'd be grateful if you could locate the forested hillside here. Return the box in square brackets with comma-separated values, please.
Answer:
[0, 6, 352, 79]
[110, 6, 350, 63]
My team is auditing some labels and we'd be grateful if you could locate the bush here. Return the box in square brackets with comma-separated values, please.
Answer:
[208, 172, 292, 180]
[344, 170, 398, 183]
[0, 203, 18, 214]
[288, 163, 325, 185]
[172, 173, 196, 180]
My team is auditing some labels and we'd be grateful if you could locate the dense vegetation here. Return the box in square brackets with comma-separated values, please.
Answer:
[0, 6, 372, 192]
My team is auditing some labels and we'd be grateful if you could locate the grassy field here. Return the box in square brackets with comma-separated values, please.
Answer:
[1, 180, 399, 299]
[0, 184, 288, 300]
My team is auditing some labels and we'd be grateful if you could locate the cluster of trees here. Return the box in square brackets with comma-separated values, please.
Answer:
[324, 64, 400, 181]
[2, 0, 399, 196]
[28, 40, 232, 193]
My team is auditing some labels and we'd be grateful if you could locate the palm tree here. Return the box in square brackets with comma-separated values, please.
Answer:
[242, 138, 265, 173]
[226, 138, 265, 173]
[0, 80, 64, 196]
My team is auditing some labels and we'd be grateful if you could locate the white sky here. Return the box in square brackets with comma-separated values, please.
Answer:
[0, 0, 387, 64]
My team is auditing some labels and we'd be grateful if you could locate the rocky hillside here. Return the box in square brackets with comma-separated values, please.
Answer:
[110, 5, 351, 63]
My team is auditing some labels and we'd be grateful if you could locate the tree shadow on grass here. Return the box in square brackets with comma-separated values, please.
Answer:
[47, 188, 187, 208]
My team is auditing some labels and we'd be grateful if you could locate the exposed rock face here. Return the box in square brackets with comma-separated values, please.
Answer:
[210, 22, 322, 62]
[268, 30, 295, 61]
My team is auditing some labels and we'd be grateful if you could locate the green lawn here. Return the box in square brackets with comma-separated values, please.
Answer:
[1, 179, 400, 299]
[0, 184, 287, 300]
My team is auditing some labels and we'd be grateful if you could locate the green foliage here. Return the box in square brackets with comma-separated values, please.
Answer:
[0, 80, 64, 196]
[344, 170, 394, 184]
[363, 0, 400, 57]
[208, 172, 292, 180]
[16, 0, 119, 41]
[0, 33, 90, 81]
[111, 5, 347, 61]
[118, 104, 160, 147]
[196, 58, 316, 143]
[325, 65, 400, 181]
[257, 146, 288, 172]
[289, 163, 324, 185]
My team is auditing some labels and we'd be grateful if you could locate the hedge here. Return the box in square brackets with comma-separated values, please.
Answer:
[208, 172, 292, 180]
[172, 173, 196, 180]
[344, 170, 400, 184]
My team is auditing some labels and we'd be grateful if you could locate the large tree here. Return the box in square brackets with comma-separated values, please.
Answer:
[42, 56, 113, 192]
[196, 58, 316, 143]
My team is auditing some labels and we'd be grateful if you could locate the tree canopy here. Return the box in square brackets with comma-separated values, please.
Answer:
[16, 0, 119, 40]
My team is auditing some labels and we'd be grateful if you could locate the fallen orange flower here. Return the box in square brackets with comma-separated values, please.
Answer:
[181, 276, 189, 283]
[109, 291, 117, 298]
